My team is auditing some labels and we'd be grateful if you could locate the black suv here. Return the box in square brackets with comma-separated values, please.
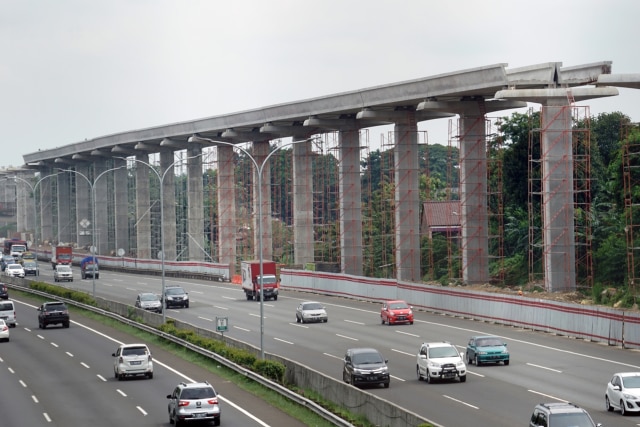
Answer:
[342, 347, 390, 388]
[529, 402, 601, 427]
[37, 301, 70, 329]
[162, 285, 189, 309]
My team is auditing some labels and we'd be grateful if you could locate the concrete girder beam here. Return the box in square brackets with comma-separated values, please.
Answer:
[596, 73, 640, 89]
[494, 87, 619, 105]
[416, 99, 526, 114]
[303, 116, 358, 131]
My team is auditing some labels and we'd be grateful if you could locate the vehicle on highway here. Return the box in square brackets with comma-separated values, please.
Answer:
[605, 371, 640, 415]
[342, 347, 390, 389]
[167, 381, 221, 426]
[416, 341, 467, 383]
[0, 282, 8, 299]
[80, 256, 99, 279]
[135, 292, 162, 313]
[112, 343, 153, 380]
[529, 402, 601, 427]
[1, 255, 14, 271]
[0, 300, 16, 328]
[22, 260, 39, 276]
[162, 285, 189, 309]
[37, 301, 70, 328]
[465, 335, 509, 366]
[53, 264, 73, 282]
[0, 319, 9, 342]
[295, 301, 328, 323]
[380, 299, 413, 325]
[4, 263, 25, 278]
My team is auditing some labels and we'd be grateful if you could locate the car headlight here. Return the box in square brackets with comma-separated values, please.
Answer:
[623, 392, 639, 399]
[456, 361, 465, 368]
[428, 361, 441, 368]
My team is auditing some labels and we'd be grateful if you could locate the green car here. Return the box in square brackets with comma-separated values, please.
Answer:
[466, 335, 509, 366]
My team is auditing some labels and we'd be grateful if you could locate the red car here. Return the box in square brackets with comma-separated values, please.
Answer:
[381, 300, 414, 325]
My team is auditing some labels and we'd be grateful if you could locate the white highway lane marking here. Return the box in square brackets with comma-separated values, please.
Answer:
[443, 394, 478, 409]
[336, 334, 358, 341]
[396, 330, 420, 337]
[528, 389, 569, 402]
[344, 319, 365, 325]
[233, 326, 251, 332]
[527, 363, 562, 373]
[274, 337, 293, 345]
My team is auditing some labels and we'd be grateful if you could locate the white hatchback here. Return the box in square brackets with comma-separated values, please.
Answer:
[112, 343, 153, 380]
[0, 319, 9, 342]
[4, 264, 25, 278]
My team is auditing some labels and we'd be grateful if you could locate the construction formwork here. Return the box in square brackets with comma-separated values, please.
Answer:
[622, 122, 640, 299]
[528, 105, 593, 291]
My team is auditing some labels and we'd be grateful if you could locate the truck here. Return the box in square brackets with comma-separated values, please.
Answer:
[51, 245, 73, 269]
[4, 239, 28, 262]
[80, 256, 99, 279]
[241, 260, 279, 301]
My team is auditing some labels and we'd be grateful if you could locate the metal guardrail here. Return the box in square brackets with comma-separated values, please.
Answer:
[6, 280, 354, 427]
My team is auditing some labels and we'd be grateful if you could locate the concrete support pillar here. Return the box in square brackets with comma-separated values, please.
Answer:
[339, 129, 363, 276]
[187, 147, 204, 261]
[135, 153, 151, 259]
[252, 141, 273, 261]
[459, 102, 490, 284]
[160, 150, 177, 261]
[39, 169, 54, 246]
[394, 114, 421, 282]
[293, 140, 314, 266]
[75, 163, 91, 248]
[15, 174, 30, 235]
[57, 172, 73, 244]
[93, 160, 109, 255]
[217, 146, 237, 272]
[541, 101, 576, 291]
[113, 158, 129, 255]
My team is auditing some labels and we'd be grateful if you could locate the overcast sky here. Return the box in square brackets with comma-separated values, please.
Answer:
[2, 0, 639, 169]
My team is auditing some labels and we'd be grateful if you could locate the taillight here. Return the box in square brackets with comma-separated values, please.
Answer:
[1, 325, 7, 332]
[178, 400, 190, 407]
[207, 398, 218, 405]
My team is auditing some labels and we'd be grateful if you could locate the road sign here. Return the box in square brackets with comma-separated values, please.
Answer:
[216, 316, 228, 333]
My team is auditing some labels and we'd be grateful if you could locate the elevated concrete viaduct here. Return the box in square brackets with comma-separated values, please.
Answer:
[10, 61, 640, 290]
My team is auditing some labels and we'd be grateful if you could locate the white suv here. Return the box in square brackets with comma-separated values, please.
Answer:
[112, 343, 153, 380]
[167, 381, 221, 426]
[416, 341, 467, 383]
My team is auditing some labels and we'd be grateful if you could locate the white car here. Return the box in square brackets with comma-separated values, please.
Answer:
[606, 372, 640, 415]
[53, 265, 73, 282]
[295, 301, 328, 323]
[4, 263, 25, 278]
[416, 341, 467, 383]
[0, 319, 9, 342]
[112, 343, 153, 380]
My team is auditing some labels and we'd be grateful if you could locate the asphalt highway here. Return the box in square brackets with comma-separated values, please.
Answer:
[17, 266, 640, 427]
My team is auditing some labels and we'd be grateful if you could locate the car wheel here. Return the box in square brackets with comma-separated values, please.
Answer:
[96, 275, 99, 279]
[214, 417, 220, 426]
[503, 359, 509, 366]
[621, 400, 627, 416]
[384, 381, 389, 388]
[381, 317, 385, 325]
[474, 355, 481, 366]
[63, 322, 70, 328]
[350, 374, 356, 386]
[606, 395, 613, 412]
[324, 318, 328, 323]
[426, 370, 432, 384]
[300, 317, 305, 324]
[114, 370, 119, 379]
[410, 321, 414, 325]
[459, 375, 467, 383]
[467, 352, 473, 365]
[185, 302, 189, 308]
[147, 372, 153, 379]
[273, 295, 278, 301]
[342, 371, 348, 383]
[416, 365, 423, 381]
[296, 315, 300, 323]
[169, 412, 174, 424]
[118, 372, 124, 381]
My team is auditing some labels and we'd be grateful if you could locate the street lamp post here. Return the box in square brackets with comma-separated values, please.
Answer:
[118, 153, 203, 324]
[188, 134, 316, 359]
[60, 166, 124, 299]
[12, 172, 59, 269]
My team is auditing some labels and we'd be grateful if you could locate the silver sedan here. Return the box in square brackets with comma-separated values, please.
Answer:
[295, 301, 328, 324]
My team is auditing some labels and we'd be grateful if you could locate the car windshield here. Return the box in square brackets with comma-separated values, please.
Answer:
[181, 387, 216, 399]
[122, 346, 148, 356]
[476, 338, 504, 347]
[429, 346, 459, 358]
[389, 302, 409, 310]
[623, 375, 640, 388]
[140, 294, 158, 301]
[44, 304, 66, 311]
[353, 352, 383, 365]
[166, 288, 185, 295]
[549, 413, 594, 427]
[303, 303, 323, 310]
[8, 265, 21, 270]
[57, 266, 71, 272]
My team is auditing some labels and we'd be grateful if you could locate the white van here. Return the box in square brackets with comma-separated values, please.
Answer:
[0, 300, 16, 327]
